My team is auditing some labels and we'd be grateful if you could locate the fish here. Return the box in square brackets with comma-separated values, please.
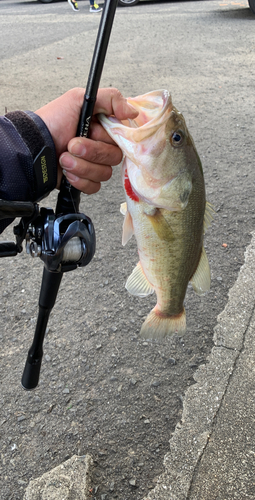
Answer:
[98, 90, 213, 339]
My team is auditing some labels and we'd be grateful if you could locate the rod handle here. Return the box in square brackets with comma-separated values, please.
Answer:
[21, 357, 42, 391]
[21, 270, 63, 390]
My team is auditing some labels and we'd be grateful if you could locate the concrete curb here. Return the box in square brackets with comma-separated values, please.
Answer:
[144, 232, 255, 500]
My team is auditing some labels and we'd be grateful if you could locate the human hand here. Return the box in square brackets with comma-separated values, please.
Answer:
[35, 87, 138, 194]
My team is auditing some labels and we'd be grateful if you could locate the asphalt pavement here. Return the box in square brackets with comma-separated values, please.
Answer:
[1, 0, 255, 498]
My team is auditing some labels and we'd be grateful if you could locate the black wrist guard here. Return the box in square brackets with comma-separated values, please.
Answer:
[5, 111, 57, 201]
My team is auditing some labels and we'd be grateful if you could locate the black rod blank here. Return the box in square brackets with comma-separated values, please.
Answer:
[77, 0, 119, 138]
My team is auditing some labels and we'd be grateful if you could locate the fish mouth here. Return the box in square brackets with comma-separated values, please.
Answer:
[126, 89, 171, 127]
[98, 90, 173, 140]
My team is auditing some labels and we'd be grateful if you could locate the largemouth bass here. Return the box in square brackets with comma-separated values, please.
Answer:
[98, 90, 212, 339]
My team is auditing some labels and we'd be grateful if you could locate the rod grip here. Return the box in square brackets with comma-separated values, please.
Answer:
[21, 357, 42, 391]
[21, 270, 63, 390]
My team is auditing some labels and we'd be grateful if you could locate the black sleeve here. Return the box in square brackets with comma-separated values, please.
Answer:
[0, 110, 57, 234]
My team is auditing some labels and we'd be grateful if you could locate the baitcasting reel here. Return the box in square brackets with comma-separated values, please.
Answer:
[0, 199, 95, 272]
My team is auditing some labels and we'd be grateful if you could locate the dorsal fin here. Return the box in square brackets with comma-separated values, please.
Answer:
[204, 202, 214, 233]
[190, 246, 211, 295]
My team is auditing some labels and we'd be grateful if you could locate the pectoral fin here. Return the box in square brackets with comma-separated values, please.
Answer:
[145, 209, 175, 242]
[190, 246, 211, 295]
[126, 262, 154, 297]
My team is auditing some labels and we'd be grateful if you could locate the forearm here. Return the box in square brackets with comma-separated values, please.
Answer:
[0, 111, 57, 234]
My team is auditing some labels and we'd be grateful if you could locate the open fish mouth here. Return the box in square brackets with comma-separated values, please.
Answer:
[126, 89, 172, 127]
[98, 90, 173, 141]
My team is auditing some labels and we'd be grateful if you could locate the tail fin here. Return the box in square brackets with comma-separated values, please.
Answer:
[140, 307, 186, 339]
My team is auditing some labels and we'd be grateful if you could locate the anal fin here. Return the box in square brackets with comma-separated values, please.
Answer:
[125, 262, 154, 297]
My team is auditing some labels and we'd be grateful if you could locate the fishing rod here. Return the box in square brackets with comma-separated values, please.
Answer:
[0, 0, 119, 390]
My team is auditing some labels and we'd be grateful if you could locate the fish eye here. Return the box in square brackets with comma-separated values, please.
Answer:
[170, 130, 184, 147]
